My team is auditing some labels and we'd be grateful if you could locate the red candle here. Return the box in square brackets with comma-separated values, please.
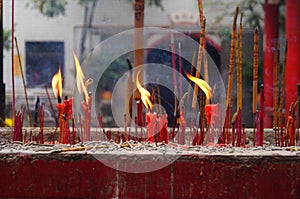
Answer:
[205, 104, 219, 143]
[52, 67, 64, 143]
[146, 112, 157, 142]
[63, 97, 73, 144]
[157, 113, 169, 143]
[205, 104, 218, 125]
[57, 103, 65, 143]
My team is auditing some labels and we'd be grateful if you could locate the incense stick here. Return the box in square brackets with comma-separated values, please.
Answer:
[45, 87, 58, 127]
[235, 24, 240, 110]
[178, 42, 183, 100]
[187, 51, 196, 105]
[192, 17, 206, 110]
[252, 27, 259, 146]
[133, 0, 145, 126]
[226, 6, 239, 107]
[11, 0, 16, 125]
[156, 78, 162, 115]
[278, 41, 287, 130]
[124, 59, 133, 125]
[252, 27, 259, 114]
[197, 0, 204, 23]
[204, 50, 209, 104]
[133, 0, 144, 101]
[273, 41, 280, 129]
[14, 37, 32, 127]
[238, 13, 243, 110]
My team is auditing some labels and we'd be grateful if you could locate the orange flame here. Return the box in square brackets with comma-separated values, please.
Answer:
[186, 73, 212, 101]
[136, 71, 152, 110]
[52, 68, 62, 100]
[73, 52, 89, 104]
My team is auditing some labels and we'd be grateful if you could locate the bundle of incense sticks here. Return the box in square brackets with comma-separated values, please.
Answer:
[221, 6, 239, 145]
[97, 114, 108, 141]
[278, 42, 288, 146]
[15, 37, 32, 127]
[286, 102, 298, 146]
[12, 107, 25, 142]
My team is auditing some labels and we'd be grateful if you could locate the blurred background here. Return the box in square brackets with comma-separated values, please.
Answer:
[1, 0, 289, 127]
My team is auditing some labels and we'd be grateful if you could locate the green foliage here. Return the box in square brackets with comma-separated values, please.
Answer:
[26, 0, 68, 17]
[211, 0, 264, 30]
[27, 0, 164, 18]
[77, 0, 98, 7]
[128, 0, 164, 10]
[3, 29, 11, 51]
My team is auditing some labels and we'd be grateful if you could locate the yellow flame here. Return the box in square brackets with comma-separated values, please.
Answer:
[73, 51, 89, 104]
[186, 73, 212, 101]
[52, 68, 62, 100]
[136, 71, 152, 110]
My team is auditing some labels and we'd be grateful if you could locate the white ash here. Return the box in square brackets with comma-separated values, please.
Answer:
[0, 140, 299, 156]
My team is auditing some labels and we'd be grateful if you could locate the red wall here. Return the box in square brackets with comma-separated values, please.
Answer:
[0, 153, 299, 198]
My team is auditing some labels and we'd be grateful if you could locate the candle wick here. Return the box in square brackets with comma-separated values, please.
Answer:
[58, 96, 62, 104]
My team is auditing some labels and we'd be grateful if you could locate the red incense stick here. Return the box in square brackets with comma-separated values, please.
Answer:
[256, 85, 264, 146]
[38, 102, 45, 144]
[170, 33, 177, 89]
[11, 0, 16, 125]
[178, 42, 183, 100]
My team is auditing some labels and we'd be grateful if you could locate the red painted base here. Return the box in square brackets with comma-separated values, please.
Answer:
[0, 153, 299, 198]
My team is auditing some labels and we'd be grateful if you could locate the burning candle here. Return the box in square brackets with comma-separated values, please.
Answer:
[136, 71, 156, 142]
[74, 52, 92, 142]
[52, 67, 65, 143]
[187, 73, 220, 144]
[63, 96, 73, 144]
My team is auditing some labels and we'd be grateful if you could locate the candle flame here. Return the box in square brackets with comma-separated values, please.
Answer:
[52, 68, 62, 100]
[186, 73, 212, 101]
[73, 51, 89, 104]
[136, 71, 152, 110]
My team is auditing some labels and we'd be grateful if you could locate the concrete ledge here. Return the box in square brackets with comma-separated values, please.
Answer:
[0, 151, 299, 198]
